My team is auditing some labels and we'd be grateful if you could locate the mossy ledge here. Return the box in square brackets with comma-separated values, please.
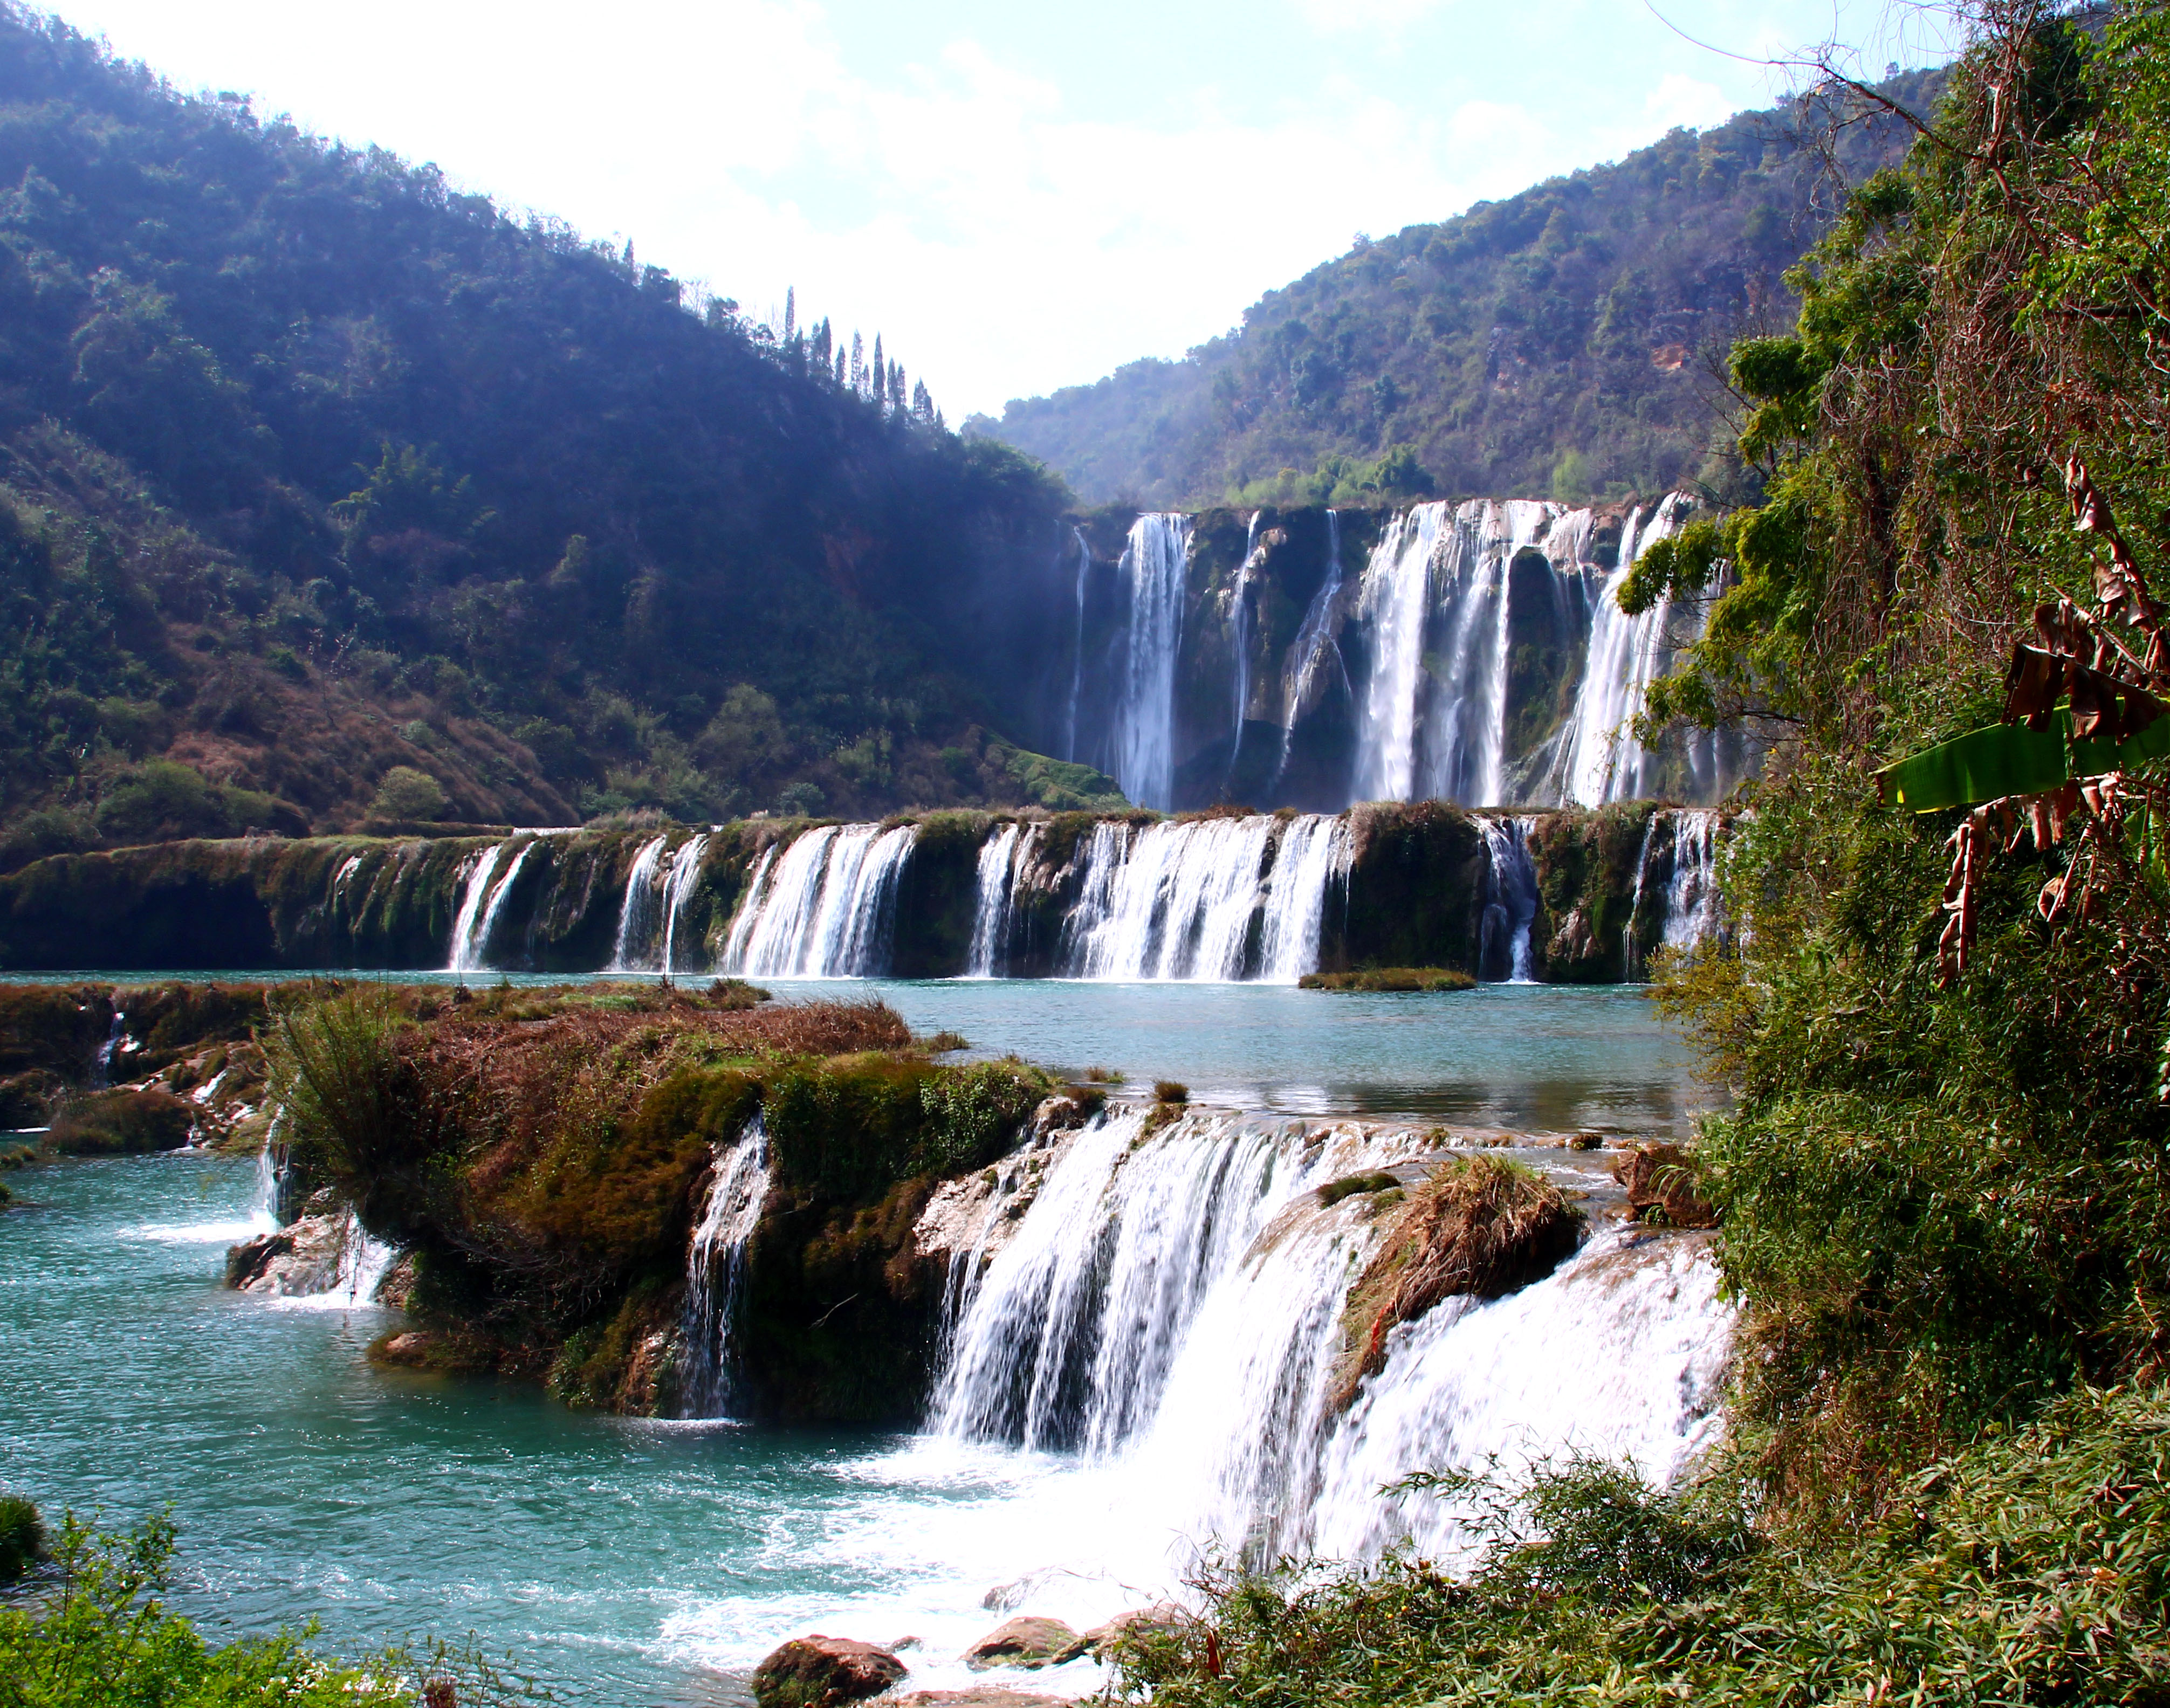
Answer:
[263, 981, 1054, 1420]
[0, 802, 1718, 980]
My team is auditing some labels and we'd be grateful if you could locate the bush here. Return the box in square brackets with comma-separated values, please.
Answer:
[92, 760, 234, 843]
[0, 808, 95, 873]
[1153, 1080, 1189, 1104]
[47, 1089, 195, 1154]
[1122, 1387, 2170, 1708]
[0, 1512, 413, 1705]
[368, 765, 450, 822]
[0, 1496, 44, 1582]
[1299, 968, 1476, 992]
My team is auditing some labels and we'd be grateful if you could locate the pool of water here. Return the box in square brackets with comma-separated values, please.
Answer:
[0, 976, 1718, 1701]
[11, 972, 1711, 1134]
[0, 1153, 1180, 1705]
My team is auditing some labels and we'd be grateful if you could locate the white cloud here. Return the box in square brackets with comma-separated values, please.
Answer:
[49, 0, 1933, 418]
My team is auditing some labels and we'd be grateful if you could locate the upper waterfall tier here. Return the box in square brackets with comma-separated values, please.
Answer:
[1057, 497, 1748, 814]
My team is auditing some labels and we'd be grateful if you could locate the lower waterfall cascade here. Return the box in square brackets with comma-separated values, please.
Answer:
[719, 823, 918, 978]
[681, 1118, 774, 1417]
[424, 805, 1729, 981]
[926, 1107, 1735, 1579]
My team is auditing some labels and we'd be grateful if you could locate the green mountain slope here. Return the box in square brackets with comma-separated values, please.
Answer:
[0, 4, 1098, 868]
[973, 73, 1943, 508]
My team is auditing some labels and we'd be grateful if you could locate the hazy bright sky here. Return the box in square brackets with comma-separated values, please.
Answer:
[46, 1, 1956, 418]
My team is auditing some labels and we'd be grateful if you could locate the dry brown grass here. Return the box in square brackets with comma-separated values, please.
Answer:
[1329, 1154, 1582, 1410]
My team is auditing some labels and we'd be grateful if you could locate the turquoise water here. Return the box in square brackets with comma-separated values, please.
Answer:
[0, 980, 1714, 1702]
[12, 973, 1707, 1132]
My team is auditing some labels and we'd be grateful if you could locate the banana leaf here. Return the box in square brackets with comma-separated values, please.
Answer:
[1879, 706, 2170, 811]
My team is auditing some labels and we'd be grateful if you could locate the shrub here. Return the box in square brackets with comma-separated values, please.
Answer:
[0, 1512, 413, 1704]
[92, 760, 232, 843]
[47, 1088, 195, 1154]
[368, 765, 450, 822]
[0, 1496, 43, 1581]
[1153, 1080, 1189, 1104]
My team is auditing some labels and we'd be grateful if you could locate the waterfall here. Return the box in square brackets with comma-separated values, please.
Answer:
[1274, 509, 1349, 790]
[1110, 514, 1192, 810]
[609, 836, 671, 970]
[1350, 502, 1447, 802]
[660, 833, 711, 972]
[277, 1210, 397, 1310]
[930, 1110, 1733, 1568]
[1475, 815, 1540, 983]
[1622, 811, 1662, 980]
[1418, 500, 1558, 806]
[1661, 809, 1722, 948]
[966, 823, 1028, 979]
[680, 1117, 773, 1418]
[1225, 514, 1264, 786]
[718, 824, 918, 977]
[1060, 815, 1342, 982]
[1063, 527, 1091, 764]
[1551, 494, 1700, 806]
[1254, 815, 1350, 981]
[447, 840, 533, 974]
[248, 1138, 282, 1235]
[1304, 1223, 1732, 1562]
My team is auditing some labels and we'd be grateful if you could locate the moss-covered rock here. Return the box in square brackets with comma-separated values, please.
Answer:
[49, 1087, 196, 1154]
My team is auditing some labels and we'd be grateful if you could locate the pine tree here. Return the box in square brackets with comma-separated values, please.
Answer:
[849, 330, 864, 391]
[835, 346, 847, 387]
[890, 361, 907, 411]
[911, 378, 934, 423]
[783, 285, 795, 341]
[871, 334, 883, 405]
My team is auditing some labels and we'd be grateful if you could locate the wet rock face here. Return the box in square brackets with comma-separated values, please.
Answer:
[962, 1616, 1085, 1671]
[1611, 1142, 1718, 1228]
[751, 1635, 908, 1708]
[223, 1211, 362, 1297]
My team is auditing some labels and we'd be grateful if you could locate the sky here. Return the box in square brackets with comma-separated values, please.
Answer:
[43, 1, 1959, 419]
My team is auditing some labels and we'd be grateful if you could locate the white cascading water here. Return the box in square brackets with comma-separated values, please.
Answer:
[1273, 509, 1348, 790]
[1551, 494, 1702, 806]
[276, 1210, 398, 1311]
[1059, 815, 1346, 983]
[931, 1108, 1733, 1574]
[447, 841, 534, 974]
[681, 1117, 773, 1417]
[1062, 527, 1092, 765]
[1225, 513, 1264, 786]
[660, 833, 711, 972]
[1661, 809, 1722, 948]
[966, 823, 1030, 978]
[1109, 514, 1193, 810]
[1622, 811, 1662, 980]
[1418, 500, 1559, 807]
[609, 836, 671, 970]
[1474, 815, 1541, 982]
[1350, 501, 1449, 803]
[718, 824, 918, 977]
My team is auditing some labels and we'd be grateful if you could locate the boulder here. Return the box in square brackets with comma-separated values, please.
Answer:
[226, 1211, 360, 1297]
[962, 1616, 1084, 1671]
[1031, 1093, 1095, 1140]
[224, 1231, 294, 1289]
[1078, 1603, 1187, 1656]
[752, 1635, 907, 1708]
[1611, 1142, 1718, 1229]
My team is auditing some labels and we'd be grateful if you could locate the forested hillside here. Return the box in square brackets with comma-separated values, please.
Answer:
[0, 4, 1104, 870]
[974, 72, 1942, 508]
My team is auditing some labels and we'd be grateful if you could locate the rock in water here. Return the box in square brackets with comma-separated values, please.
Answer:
[962, 1616, 1085, 1671]
[1078, 1603, 1188, 1656]
[224, 1231, 293, 1289]
[751, 1635, 907, 1708]
[1611, 1141, 1718, 1228]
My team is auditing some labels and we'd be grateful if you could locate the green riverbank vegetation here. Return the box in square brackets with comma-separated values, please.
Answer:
[0, 1507, 527, 1706]
[1116, 6, 2170, 1704]
[267, 981, 1054, 1418]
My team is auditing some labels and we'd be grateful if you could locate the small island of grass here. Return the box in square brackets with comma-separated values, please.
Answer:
[1299, 968, 1477, 993]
